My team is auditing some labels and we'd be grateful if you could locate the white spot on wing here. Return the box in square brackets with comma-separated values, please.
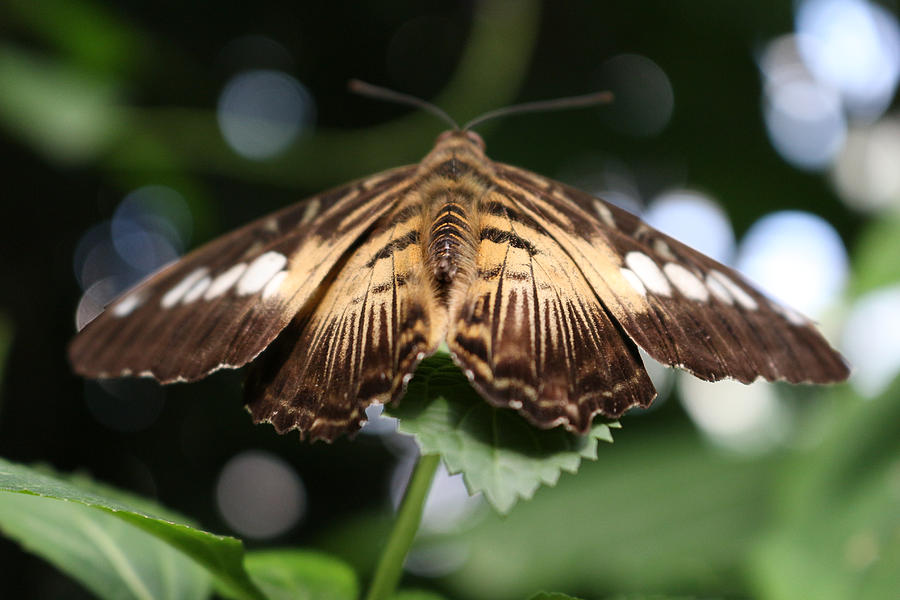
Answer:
[709, 270, 758, 310]
[592, 199, 616, 227]
[237, 252, 288, 296]
[653, 239, 677, 261]
[771, 300, 807, 326]
[261, 270, 288, 300]
[705, 273, 733, 304]
[664, 263, 709, 302]
[112, 292, 144, 317]
[205, 263, 248, 300]
[620, 267, 647, 296]
[182, 276, 211, 304]
[625, 251, 672, 296]
[161, 268, 209, 308]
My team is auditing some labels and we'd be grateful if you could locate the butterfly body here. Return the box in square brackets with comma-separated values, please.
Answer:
[71, 130, 849, 442]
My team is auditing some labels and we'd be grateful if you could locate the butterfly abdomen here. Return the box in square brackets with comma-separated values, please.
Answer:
[428, 195, 473, 282]
[418, 160, 487, 297]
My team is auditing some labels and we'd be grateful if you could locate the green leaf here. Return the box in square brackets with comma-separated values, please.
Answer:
[528, 592, 584, 600]
[0, 458, 264, 600]
[442, 429, 773, 599]
[0, 490, 209, 600]
[748, 377, 900, 600]
[243, 549, 358, 600]
[386, 352, 617, 514]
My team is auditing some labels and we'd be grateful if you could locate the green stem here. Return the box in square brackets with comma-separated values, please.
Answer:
[365, 452, 441, 600]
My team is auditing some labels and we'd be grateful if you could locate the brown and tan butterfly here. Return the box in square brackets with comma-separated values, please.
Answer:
[69, 82, 850, 442]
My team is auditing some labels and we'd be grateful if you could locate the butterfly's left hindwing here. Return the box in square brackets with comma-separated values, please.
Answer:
[448, 190, 656, 433]
[68, 166, 416, 384]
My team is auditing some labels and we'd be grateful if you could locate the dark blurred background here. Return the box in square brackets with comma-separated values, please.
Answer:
[1, 1, 898, 598]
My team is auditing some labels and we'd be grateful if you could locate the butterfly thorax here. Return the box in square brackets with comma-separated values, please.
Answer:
[416, 131, 491, 298]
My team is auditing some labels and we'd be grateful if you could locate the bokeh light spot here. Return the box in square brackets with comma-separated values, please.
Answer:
[765, 77, 846, 170]
[596, 54, 674, 137]
[73, 186, 194, 326]
[391, 460, 481, 535]
[112, 186, 189, 275]
[73, 222, 118, 291]
[796, 0, 900, 119]
[217, 70, 315, 160]
[841, 285, 900, 397]
[215, 450, 306, 539]
[832, 117, 900, 212]
[679, 375, 788, 453]
[760, 35, 848, 170]
[736, 210, 848, 318]
[628, 349, 673, 415]
[643, 190, 735, 264]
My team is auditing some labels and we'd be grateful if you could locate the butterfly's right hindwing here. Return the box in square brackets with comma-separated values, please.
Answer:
[245, 193, 446, 442]
[68, 166, 416, 384]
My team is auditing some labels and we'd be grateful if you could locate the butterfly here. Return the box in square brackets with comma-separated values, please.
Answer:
[69, 84, 850, 442]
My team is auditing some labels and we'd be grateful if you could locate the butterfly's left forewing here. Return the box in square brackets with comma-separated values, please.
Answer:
[495, 164, 850, 385]
[447, 190, 656, 432]
[68, 166, 416, 384]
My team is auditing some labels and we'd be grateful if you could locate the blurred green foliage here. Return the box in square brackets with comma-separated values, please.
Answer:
[851, 214, 900, 296]
[749, 380, 900, 600]
[239, 550, 359, 600]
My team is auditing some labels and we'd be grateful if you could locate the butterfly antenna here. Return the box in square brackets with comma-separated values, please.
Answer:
[463, 91, 614, 131]
[348, 79, 460, 130]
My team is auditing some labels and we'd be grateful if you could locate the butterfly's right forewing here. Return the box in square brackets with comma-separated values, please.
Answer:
[68, 166, 416, 384]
